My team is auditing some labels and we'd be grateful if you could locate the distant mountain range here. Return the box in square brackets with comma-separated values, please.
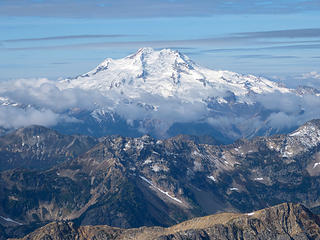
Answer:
[1, 48, 320, 143]
[1, 119, 320, 239]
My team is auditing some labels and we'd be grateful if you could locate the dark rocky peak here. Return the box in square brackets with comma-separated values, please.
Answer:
[288, 119, 320, 136]
[2, 125, 59, 143]
[165, 134, 219, 146]
[0, 125, 98, 170]
[229, 119, 320, 161]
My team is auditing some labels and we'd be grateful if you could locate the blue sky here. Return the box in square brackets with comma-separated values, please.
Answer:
[1, 0, 320, 82]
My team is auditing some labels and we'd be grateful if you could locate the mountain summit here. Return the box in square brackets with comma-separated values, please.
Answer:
[55, 48, 299, 141]
[60, 47, 290, 103]
[1, 48, 315, 142]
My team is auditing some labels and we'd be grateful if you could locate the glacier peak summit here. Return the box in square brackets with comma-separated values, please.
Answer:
[60, 48, 291, 103]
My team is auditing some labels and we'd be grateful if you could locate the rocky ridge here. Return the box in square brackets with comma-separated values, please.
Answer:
[1, 120, 320, 238]
[0, 125, 97, 170]
[10, 203, 320, 240]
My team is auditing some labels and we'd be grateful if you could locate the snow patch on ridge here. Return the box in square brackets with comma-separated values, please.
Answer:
[254, 177, 264, 181]
[313, 162, 320, 168]
[139, 175, 182, 204]
[280, 121, 320, 157]
[0, 215, 22, 225]
[207, 176, 216, 182]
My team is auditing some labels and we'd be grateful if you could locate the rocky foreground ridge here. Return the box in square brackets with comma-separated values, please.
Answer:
[1, 120, 320, 238]
[10, 203, 320, 240]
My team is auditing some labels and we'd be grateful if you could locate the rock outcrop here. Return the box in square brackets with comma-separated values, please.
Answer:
[11, 203, 320, 240]
[0, 125, 97, 170]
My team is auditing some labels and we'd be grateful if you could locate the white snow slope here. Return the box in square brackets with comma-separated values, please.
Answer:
[60, 47, 291, 105]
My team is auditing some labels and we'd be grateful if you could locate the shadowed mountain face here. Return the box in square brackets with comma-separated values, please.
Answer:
[10, 203, 320, 240]
[1, 120, 320, 239]
[0, 125, 98, 170]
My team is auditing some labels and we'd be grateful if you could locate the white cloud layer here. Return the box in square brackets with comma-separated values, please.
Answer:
[0, 106, 59, 129]
[277, 71, 320, 89]
[0, 78, 112, 112]
[1, 76, 320, 138]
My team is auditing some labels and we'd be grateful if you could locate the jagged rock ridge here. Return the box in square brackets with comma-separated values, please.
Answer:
[1, 120, 320, 239]
[0, 125, 97, 170]
[10, 203, 320, 240]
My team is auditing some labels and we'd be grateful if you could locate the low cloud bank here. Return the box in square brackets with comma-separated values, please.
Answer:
[0, 78, 112, 112]
[257, 91, 320, 129]
[0, 106, 59, 129]
[1, 76, 320, 138]
[0, 78, 111, 129]
[278, 71, 320, 89]
[0, 78, 210, 133]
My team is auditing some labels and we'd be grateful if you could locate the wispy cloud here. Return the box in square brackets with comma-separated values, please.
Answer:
[232, 54, 300, 59]
[0, 0, 319, 18]
[3, 34, 131, 43]
[234, 28, 320, 39]
[2, 28, 320, 52]
[201, 43, 320, 54]
[4, 41, 320, 53]
[51, 62, 70, 65]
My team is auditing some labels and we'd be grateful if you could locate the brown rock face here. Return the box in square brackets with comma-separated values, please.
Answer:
[11, 203, 320, 240]
[2, 120, 320, 239]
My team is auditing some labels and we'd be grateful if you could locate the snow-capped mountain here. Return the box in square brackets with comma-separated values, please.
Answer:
[57, 47, 300, 141]
[1, 48, 319, 142]
[60, 47, 291, 104]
